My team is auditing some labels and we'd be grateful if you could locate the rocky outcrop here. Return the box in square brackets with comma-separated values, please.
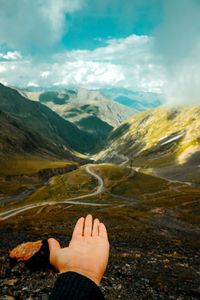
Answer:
[38, 164, 78, 180]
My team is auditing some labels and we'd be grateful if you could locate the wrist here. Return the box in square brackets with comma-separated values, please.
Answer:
[59, 267, 101, 285]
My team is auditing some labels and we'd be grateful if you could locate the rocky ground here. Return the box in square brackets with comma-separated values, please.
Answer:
[0, 206, 200, 300]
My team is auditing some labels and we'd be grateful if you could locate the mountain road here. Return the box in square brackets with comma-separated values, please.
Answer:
[0, 165, 106, 221]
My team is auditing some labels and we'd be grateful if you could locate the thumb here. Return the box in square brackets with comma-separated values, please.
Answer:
[48, 238, 61, 266]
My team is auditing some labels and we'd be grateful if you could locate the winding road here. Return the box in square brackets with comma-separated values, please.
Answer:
[0, 165, 106, 221]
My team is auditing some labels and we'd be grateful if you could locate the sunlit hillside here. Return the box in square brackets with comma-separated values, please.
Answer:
[97, 105, 200, 182]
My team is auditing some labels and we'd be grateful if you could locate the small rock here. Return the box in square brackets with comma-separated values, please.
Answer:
[125, 263, 130, 268]
[117, 284, 122, 290]
[4, 279, 18, 286]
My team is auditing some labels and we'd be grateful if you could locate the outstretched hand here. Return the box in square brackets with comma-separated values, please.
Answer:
[48, 215, 110, 285]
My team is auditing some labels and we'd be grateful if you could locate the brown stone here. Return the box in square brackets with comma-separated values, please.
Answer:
[9, 241, 42, 262]
[9, 239, 50, 271]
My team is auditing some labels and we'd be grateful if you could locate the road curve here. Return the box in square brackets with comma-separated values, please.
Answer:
[0, 164, 105, 221]
[85, 165, 104, 194]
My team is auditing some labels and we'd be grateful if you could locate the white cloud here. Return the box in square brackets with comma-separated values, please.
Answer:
[0, 51, 22, 60]
[40, 71, 50, 78]
[0, 79, 7, 85]
[0, 34, 165, 92]
[27, 82, 39, 88]
[0, 0, 83, 50]
[0, 65, 6, 73]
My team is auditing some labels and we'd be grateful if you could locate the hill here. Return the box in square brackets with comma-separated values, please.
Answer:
[0, 83, 97, 158]
[97, 106, 200, 183]
[19, 88, 135, 146]
[20, 88, 134, 127]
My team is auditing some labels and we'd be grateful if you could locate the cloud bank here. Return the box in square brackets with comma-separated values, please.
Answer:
[0, 0, 83, 50]
[154, 0, 200, 105]
[0, 35, 164, 92]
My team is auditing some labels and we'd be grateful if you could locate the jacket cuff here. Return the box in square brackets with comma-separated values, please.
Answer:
[49, 271, 105, 300]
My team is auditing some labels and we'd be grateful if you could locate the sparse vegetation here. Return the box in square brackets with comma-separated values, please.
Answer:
[0, 156, 76, 176]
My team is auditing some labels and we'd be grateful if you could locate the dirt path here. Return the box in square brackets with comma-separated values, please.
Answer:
[0, 165, 106, 221]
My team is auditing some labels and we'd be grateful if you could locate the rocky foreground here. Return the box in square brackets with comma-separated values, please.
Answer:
[0, 222, 200, 300]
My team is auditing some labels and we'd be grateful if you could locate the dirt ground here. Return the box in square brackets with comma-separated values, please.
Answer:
[0, 199, 200, 300]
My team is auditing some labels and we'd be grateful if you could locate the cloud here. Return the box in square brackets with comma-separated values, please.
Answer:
[40, 71, 50, 78]
[0, 35, 165, 92]
[27, 82, 39, 88]
[0, 51, 22, 60]
[0, 65, 6, 73]
[154, 0, 200, 105]
[0, 0, 83, 51]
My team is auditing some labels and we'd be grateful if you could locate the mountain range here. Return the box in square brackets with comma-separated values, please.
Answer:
[19, 88, 135, 150]
[1, 82, 200, 183]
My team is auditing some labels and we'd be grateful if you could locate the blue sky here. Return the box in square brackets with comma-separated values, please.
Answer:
[0, 0, 200, 105]
[61, 0, 163, 50]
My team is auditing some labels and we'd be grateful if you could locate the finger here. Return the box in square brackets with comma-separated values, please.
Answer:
[92, 218, 100, 236]
[84, 214, 93, 237]
[99, 222, 108, 239]
[72, 217, 84, 239]
[48, 238, 61, 266]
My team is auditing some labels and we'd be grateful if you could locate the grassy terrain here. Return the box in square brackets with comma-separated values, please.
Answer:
[93, 164, 132, 188]
[0, 156, 75, 176]
[0, 166, 99, 213]
[24, 167, 97, 205]
[0, 156, 78, 199]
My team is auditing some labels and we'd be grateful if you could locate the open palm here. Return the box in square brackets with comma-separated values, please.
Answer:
[48, 215, 110, 285]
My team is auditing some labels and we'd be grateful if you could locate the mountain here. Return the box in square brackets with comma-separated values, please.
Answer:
[97, 105, 200, 183]
[0, 83, 96, 159]
[20, 88, 135, 127]
[19, 88, 135, 148]
[100, 88, 163, 112]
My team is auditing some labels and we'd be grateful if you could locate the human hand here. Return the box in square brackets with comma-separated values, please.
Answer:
[48, 214, 110, 285]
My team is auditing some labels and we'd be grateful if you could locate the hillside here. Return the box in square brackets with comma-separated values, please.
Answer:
[20, 88, 134, 127]
[19, 88, 134, 145]
[0, 83, 97, 157]
[97, 106, 200, 182]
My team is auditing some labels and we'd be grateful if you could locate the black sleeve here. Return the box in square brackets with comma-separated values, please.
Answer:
[49, 271, 105, 300]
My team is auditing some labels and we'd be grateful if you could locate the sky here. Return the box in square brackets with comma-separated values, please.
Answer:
[0, 0, 200, 105]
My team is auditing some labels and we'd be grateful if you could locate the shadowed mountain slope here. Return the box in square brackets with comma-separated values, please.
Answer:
[19, 88, 135, 149]
[20, 88, 135, 128]
[0, 83, 96, 159]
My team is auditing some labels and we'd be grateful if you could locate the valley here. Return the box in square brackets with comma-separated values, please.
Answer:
[0, 83, 200, 299]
